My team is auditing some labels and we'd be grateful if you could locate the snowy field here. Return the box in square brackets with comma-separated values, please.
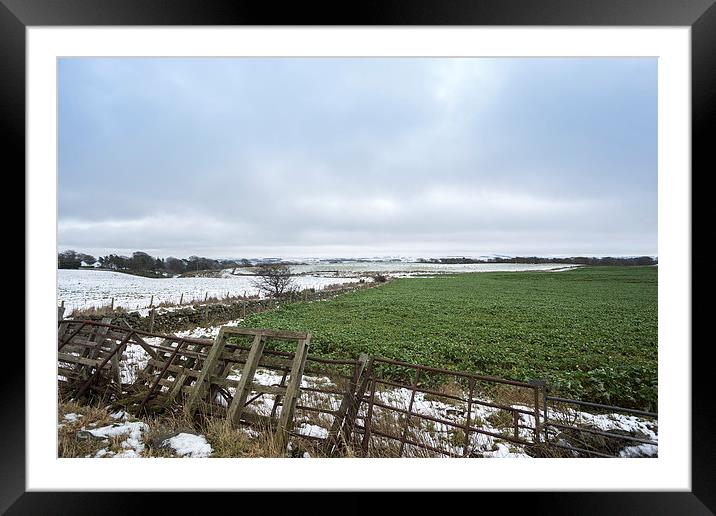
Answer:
[244, 261, 580, 277]
[58, 269, 368, 313]
[58, 262, 579, 313]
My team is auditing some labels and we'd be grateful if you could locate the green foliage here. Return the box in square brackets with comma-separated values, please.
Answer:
[240, 266, 657, 410]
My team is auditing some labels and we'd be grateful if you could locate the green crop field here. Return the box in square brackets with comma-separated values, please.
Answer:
[240, 266, 658, 410]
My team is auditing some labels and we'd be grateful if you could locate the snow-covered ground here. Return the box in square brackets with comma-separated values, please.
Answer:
[71, 410, 213, 458]
[58, 269, 369, 314]
[59, 263, 578, 313]
[240, 262, 581, 278]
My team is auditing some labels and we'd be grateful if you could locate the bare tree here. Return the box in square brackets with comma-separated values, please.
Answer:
[252, 263, 296, 298]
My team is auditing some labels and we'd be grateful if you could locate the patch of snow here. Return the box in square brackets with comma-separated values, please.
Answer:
[84, 421, 148, 457]
[63, 413, 82, 422]
[619, 443, 658, 458]
[481, 443, 530, 458]
[240, 427, 260, 439]
[162, 433, 213, 458]
[297, 423, 329, 439]
[120, 343, 151, 384]
[115, 449, 141, 458]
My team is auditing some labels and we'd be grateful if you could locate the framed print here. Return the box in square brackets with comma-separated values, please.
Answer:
[5, 0, 713, 513]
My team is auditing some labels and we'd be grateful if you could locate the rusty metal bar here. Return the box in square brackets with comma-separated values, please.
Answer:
[543, 388, 550, 443]
[547, 441, 616, 458]
[373, 376, 535, 416]
[544, 421, 658, 446]
[462, 377, 475, 457]
[361, 377, 377, 455]
[344, 356, 373, 450]
[353, 424, 462, 458]
[398, 367, 421, 457]
[324, 354, 371, 456]
[533, 384, 541, 443]
[366, 398, 531, 446]
[545, 395, 658, 418]
[371, 356, 535, 388]
[74, 331, 134, 399]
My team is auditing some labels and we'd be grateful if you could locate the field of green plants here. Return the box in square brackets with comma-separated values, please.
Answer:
[240, 266, 657, 410]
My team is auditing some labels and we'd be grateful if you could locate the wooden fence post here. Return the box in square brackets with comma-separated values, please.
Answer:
[276, 334, 311, 452]
[149, 308, 156, 333]
[184, 328, 228, 417]
[226, 335, 267, 425]
[149, 295, 154, 308]
[110, 297, 114, 310]
[179, 293, 184, 305]
[58, 301, 65, 321]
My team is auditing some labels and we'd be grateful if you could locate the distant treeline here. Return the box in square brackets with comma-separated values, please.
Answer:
[416, 256, 658, 266]
[58, 249, 252, 272]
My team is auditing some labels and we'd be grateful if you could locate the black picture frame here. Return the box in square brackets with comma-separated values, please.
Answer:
[5, 0, 711, 513]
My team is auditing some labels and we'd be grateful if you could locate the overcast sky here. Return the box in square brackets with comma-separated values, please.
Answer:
[58, 57, 657, 259]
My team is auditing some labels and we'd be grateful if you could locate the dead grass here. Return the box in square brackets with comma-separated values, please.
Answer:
[422, 381, 465, 406]
[57, 401, 115, 458]
[493, 383, 540, 408]
[201, 419, 266, 457]
[486, 409, 515, 430]
[69, 305, 127, 319]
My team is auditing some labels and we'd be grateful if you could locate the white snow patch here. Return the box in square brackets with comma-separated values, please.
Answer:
[619, 443, 658, 458]
[162, 433, 213, 458]
[84, 421, 148, 457]
[297, 423, 329, 439]
[240, 427, 260, 439]
[63, 413, 82, 422]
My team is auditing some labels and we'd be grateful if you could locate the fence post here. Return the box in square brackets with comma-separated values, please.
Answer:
[204, 292, 208, 302]
[149, 295, 154, 308]
[149, 308, 156, 332]
[542, 382, 550, 443]
[58, 301, 65, 321]
[179, 293, 184, 305]
[529, 379, 546, 443]
[110, 297, 114, 310]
